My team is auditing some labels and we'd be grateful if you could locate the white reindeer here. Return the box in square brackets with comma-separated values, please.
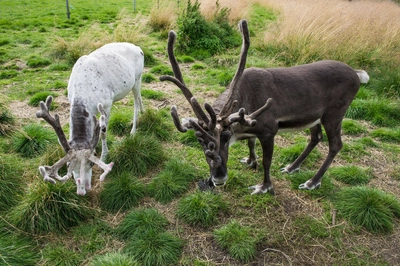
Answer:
[37, 42, 144, 195]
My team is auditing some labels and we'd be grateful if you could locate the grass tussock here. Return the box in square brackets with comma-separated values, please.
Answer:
[100, 172, 146, 212]
[107, 133, 165, 176]
[148, 157, 198, 203]
[0, 154, 24, 211]
[213, 220, 257, 263]
[117, 208, 169, 240]
[124, 230, 183, 266]
[89, 252, 139, 266]
[334, 186, 400, 233]
[12, 123, 58, 158]
[9, 181, 94, 234]
[176, 190, 228, 228]
[148, 4, 177, 32]
[328, 165, 374, 186]
[0, 230, 39, 265]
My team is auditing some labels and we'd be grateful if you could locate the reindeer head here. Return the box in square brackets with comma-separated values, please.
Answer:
[36, 96, 113, 195]
[160, 20, 272, 187]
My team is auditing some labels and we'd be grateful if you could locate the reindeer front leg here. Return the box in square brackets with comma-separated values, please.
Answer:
[97, 104, 109, 162]
[240, 137, 258, 169]
[249, 135, 275, 195]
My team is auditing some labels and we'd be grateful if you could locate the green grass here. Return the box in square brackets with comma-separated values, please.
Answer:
[89, 252, 140, 266]
[9, 180, 94, 234]
[12, 123, 58, 158]
[107, 133, 165, 176]
[28, 91, 58, 107]
[370, 127, 400, 143]
[341, 119, 368, 135]
[136, 108, 173, 141]
[334, 186, 400, 233]
[116, 208, 169, 240]
[213, 220, 257, 263]
[148, 157, 198, 203]
[327, 165, 374, 186]
[176, 191, 228, 228]
[0, 154, 25, 211]
[141, 89, 166, 100]
[124, 230, 183, 266]
[100, 172, 146, 212]
[0, 230, 40, 265]
[108, 109, 133, 136]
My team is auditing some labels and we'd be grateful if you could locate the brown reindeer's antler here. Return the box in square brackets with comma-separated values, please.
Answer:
[36, 96, 71, 153]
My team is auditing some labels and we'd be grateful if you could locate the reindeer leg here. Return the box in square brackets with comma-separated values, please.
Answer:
[282, 124, 323, 174]
[240, 137, 258, 169]
[130, 80, 144, 134]
[98, 104, 109, 162]
[299, 122, 342, 190]
[249, 135, 275, 195]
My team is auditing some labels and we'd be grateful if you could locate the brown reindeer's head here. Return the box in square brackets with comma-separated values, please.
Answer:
[160, 20, 272, 188]
[36, 96, 113, 195]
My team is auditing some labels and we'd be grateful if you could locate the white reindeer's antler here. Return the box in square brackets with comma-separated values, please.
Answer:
[38, 151, 75, 183]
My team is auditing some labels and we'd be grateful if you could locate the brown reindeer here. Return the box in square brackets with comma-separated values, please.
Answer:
[160, 20, 369, 194]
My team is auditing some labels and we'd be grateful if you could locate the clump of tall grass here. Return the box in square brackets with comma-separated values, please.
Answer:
[327, 165, 374, 186]
[12, 123, 58, 158]
[0, 105, 15, 136]
[107, 133, 165, 176]
[108, 109, 133, 136]
[262, 0, 400, 69]
[213, 220, 257, 263]
[141, 88, 166, 99]
[333, 186, 400, 233]
[148, 4, 176, 32]
[124, 230, 183, 266]
[136, 108, 173, 141]
[28, 91, 58, 107]
[116, 208, 169, 240]
[89, 252, 139, 266]
[176, 190, 228, 228]
[9, 181, 94, 234]
[0, 154, 24, 211]
[100, 172, 146, 212]
[148, 157, 197, 203]
[0, 230, 39, 265]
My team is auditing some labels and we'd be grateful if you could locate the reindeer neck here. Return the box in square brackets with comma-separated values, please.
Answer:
[69, 98, 95, 149]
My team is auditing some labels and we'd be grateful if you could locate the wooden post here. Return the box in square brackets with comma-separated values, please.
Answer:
[66, 0, 70, 19]
[133, 0, 136, 12]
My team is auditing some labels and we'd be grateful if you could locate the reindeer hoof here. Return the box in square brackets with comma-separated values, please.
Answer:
[198, 179, 214, 192]
[248, 184, 274, 195]
[280, 165, 300, 174]
[299, 180, 321, 190]
[240, 157, 257, 169]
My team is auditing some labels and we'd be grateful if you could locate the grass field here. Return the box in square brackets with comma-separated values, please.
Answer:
[1, 0, 400, 265]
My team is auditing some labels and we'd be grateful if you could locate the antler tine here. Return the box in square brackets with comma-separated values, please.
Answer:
[36, 96, 71, 153]
[219, 19, 250, 117]
[226, 98, 273, 127]
[204, 103, 217, 132]
[160, 76, 193, 104]
[171, 106, 188, 133]
[39, 151, 75, 183]
[190, 97, 210, 127]
[167, 30, 185, 84]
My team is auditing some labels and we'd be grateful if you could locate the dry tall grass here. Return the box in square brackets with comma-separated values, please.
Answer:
[260, 0, 400, 67]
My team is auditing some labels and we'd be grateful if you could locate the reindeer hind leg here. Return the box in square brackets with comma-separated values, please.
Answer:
[282, 124, 323, 174]
[299, 121, 342, 190]
[130, 78, 143, 134]
[240, 137, 258, 168]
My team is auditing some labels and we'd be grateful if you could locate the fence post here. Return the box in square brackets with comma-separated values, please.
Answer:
[66, 0, 70, 19]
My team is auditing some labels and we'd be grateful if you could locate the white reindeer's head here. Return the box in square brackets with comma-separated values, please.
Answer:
[37, 96, 113, 195]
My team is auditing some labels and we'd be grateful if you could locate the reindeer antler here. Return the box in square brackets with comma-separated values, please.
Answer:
[223, 98, 273, 128]
[36, 96, 71, 153]
[219, 19, 250, 117]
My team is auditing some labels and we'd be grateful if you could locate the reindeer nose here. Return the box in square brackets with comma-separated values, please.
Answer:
[77, 190, 86, 196]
